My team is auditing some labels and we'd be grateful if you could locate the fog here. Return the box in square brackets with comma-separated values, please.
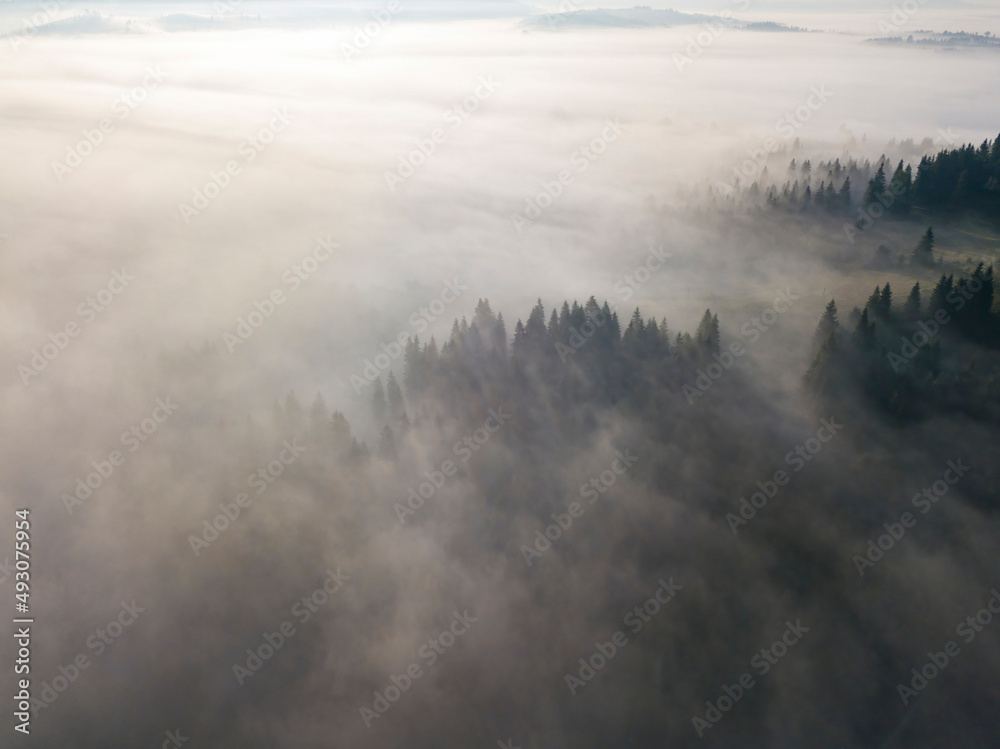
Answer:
[1, 3, 999, 747]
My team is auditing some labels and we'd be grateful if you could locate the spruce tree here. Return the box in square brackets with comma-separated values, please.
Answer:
[852, 307, 876, 351]
[862, 163, 887, 206]
[805, 331, 837, 394]
[879, 283, 893, 318]
[695, 309, 720, 354]
[911, 226, 935, 267]
[838, 177, 851, 212]
[866, 286, 883, 316]
[492, 313, 507, 357]
[964, 263, 995, 333]
[472, 298, 495, 332]
[813, 300, 839, 348]
[928, 274, 953, 313]
[824, 181, 837, 209]
[605, 304, 621, 343]
[903, 282, 921, 319]
[623, 308, 645, 353]
[547, 309, 561, 340]
[888, 161, 909, 214]
[425, 337, 439, 369]
[525, 299, 546, 340]
[330, 411, 351, 446]
[512, 320, 527, 358]
[404, 337, 423, 394]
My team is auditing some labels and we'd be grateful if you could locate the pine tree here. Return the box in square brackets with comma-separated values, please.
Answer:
[928, 274, 953, 313]
[862, 163, 887, 206]
[911, 226, 935, 267]
[492, 313, 507, 357]
[879, 283, 893, 318]
[525, 299, 546, 341]
[646, 317, 661, 350]
[329, 411, 351, 446]
[903, 282, 921, 318]
[865, 285, 883, 316]
[805, 331, 837, 394]
[888, 160, 909, 214]
[813, 300, 839, 348]
[559, 301, 571, 329]
[547, 309, 561, 340]
[838, 177, 852, 212]
[404, 336, 423, 394]
[824, 181, 837, 209]
[623, 308, 645, 353]
[512, 320, 527, 358]
[425, 337, 439, 373]
[472, 298, 495, 332]
[460, 320, 478, 362]
[605, 304, 620, 344]
[467, 320, 485, 358]
[963, 263, 995, 333]
[951, 170, 970, 206]
[695, 309, 720, 354]
[852, 307, 876, 351]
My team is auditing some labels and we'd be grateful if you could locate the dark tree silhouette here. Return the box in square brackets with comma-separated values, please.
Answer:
[912, 226, 936, 267]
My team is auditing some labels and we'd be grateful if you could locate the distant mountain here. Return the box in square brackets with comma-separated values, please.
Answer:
[519, 6, 805, 32]
[1, 2, 535, 37]
[2, 11, 257, 36]
[520, 7, 731, 30]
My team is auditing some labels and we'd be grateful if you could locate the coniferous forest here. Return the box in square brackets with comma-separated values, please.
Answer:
[228, 274, 1000, 745]
[6, 5, 1000, 749]
[718, 134, 1000, 227]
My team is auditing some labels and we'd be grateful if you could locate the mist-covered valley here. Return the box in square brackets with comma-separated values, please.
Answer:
[0, 2, 999, 747]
